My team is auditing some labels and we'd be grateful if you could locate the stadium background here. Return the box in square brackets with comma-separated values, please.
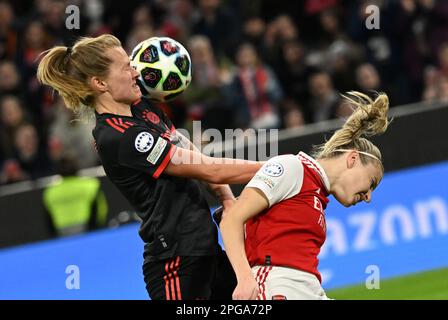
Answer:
[0, 0, 447, 299]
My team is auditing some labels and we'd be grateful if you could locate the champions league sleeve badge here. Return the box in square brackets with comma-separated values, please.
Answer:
[135, 132, 154, 153]
[262, 162, 284, 177]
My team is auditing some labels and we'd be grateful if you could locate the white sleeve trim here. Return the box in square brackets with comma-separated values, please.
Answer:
[245, 154, 304, 207]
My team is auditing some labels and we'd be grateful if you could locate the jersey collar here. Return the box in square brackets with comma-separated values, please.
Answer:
[298, 151, 331, 193]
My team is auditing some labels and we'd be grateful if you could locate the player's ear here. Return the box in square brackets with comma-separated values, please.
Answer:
[346, 150, 358, 169]
[90, 76, 107, 93]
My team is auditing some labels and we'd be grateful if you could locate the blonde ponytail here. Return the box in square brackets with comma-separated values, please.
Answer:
[312, 91, 390, 168]
[37, 34, 121, 114]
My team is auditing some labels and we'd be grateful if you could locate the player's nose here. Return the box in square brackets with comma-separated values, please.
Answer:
[132, 67, 139, 79]
[364, 190, 372, 203]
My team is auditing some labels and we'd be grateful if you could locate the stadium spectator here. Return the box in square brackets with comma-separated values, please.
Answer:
[307, 71, 341, 122]
[422, 65, 439, 102]
[13, 123, 54, 180]
[0, 158, 28, 184]
[263, 14, 299, 66]
[225, 42, 283, 129]
[276, 39, 311, 121]
[43, 155, 108, 237]
[241, 16, 267, 56]
[0, 60, 22, 98]
[183, 35, 230, 131]
[17, 20, 55, 123]
[0, 95, 30, 159]
[0, 1, 18, 61]
[191, 0, 241, 60]
[281, 98, 306, 130]
[0, 0, 446, 187]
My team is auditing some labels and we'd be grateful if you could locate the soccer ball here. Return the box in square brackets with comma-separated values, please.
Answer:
[130, 37, 192, 102]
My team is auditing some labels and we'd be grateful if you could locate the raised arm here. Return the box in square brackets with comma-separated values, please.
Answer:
[219, 187, 269, 300]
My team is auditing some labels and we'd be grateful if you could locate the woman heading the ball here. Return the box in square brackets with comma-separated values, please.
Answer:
[37, 34, 262, 300]
[219, 92, 390, 300]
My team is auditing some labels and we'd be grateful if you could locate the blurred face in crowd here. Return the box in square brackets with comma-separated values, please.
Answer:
[199, 0, 220, 12]
[25, 21, 49, 49]
[438, 45, 448, 71]
[309, 72, 333, 98]
[275, 15, 298, 41]
[44, 0, 66, 28]
[329, 152, 382, 207]
[0, 61, 20, 91]
[0, 96, 24, 127]
[171, 0, 194, 20]
[236, 43, 258, 69]
[284, 108, 305, 129]
[356, 64, 380, 91]
[189, 36, 214, 65]
[133, 5, 153, 27]
[0, 2, 14, 29]
[244, 17, 266, 39]
[320, 9, 339, 33]
[14, 124, 39, 159]
[126, 25, 154, 53]
[99, 46, 141, 105]
[282, 41, 304, 65]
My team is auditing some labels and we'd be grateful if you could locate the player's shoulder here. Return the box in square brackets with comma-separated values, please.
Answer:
[94, 114, 148, 148]
[266, 154, 302, 169]
[258, 154, 302, 180]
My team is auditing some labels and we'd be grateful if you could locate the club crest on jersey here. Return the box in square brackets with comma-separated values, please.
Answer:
[142, 110, 160, 124]
[135, 132, 154, 153]
[272, 295, 287, 300]
[263, 162, 284, 177]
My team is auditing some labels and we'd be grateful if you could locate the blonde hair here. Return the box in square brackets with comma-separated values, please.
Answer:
[37, 34, 121, 113]
[312, 91, 390, 171]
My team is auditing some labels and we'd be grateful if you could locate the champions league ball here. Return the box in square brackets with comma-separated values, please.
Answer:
[130, 37, 192, 102]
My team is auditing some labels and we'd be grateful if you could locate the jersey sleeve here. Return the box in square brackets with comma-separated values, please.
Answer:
[245, 154, 304, 207]
[118, 126, 176, 179]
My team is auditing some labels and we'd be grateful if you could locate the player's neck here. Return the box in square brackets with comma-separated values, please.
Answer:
[316, 157, 345, 191]
[95, 95, 132, 117]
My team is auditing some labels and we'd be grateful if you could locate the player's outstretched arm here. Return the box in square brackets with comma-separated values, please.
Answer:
[172, 131, 237, 207]
[164, 147, 262, 185]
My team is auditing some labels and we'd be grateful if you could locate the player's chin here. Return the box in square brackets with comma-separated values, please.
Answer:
[131, 88, 142, 100]
[335, 195, 352, 207]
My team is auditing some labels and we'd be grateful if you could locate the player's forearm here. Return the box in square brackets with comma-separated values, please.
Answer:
[176, 131, 263, 184]
[167, 147, 262, 184]
[220, 213, 253, 281]
[209, 183, 235, 202]
[205, 157, 262, 184]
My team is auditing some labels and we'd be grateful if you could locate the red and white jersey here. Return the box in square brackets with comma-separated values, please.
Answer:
[244, 152, 331, 283]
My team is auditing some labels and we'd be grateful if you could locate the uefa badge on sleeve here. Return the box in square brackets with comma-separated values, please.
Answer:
[263, 162, 284, 177]
[135, 132, 154, 153]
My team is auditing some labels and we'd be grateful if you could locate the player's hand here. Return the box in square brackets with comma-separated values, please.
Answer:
[232, 275, 259, 300]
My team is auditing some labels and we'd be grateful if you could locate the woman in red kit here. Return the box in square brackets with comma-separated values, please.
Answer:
[220, 92, 390, 300]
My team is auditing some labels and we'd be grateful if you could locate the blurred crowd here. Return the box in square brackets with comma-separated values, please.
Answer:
[1, 0, 448, 185]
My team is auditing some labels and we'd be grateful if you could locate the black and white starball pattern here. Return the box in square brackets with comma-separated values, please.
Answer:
[134, 132, 154, 153]
[263, 162, 284, 177]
